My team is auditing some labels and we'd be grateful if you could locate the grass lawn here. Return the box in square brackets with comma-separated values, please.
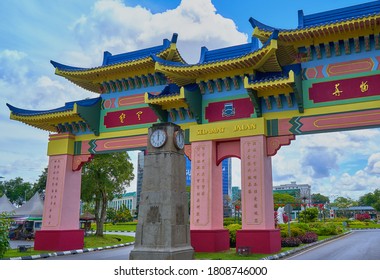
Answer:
[195, 249, 278, 260]
[2, 234, 135, 259]
[195, 236, 332, 260]
[101, 223, 137, 232]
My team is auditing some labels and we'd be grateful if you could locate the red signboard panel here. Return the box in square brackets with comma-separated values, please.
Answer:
[205, 98, 254, 122]
[309, 74, 380, 103]
[104, 107, 158, 128]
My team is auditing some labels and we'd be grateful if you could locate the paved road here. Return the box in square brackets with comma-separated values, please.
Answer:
[287, 229, 380, 260]
[44, 244, 134, 260]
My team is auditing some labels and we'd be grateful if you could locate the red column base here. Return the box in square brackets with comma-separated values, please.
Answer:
[236, 229, 281, 254]
[34, 230, 84, 251]
[191, 229, 230, 252]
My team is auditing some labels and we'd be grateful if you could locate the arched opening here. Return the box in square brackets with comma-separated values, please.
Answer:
[215, 140, 242, 219]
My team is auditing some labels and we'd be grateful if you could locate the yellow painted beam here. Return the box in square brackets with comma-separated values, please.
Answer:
[75, 122, 197, 142]
[47, 134, 75, 156]
[190, 118, 266, 142]
[263, 100, 380, 120]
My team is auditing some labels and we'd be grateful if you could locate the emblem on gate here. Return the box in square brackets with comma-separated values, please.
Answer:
[222, 103, 235, 117]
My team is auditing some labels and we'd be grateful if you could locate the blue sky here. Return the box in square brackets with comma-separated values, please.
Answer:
[1, 0, 380, 200]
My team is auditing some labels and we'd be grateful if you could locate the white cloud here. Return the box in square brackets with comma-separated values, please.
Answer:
[271, 130, 380, 200]
[68, 0, 247, 64]
[365, 153, 380, 174]
[0, 49, 30, 85]
[36, 76, 65, 90]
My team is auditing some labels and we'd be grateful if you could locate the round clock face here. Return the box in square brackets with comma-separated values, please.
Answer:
[174, 131, 185, 150]
[150, 129, 167, 148]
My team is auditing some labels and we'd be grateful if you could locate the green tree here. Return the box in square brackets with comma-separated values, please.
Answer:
[82, 201, 95, 215]
[32, 167, 48, 196]
[358, 189, 380, 211]
[330, 196, 357, 208]
[273, 193, 297, 209]
[81, 152, 134, 237]
[311, 193, 330, 204]
[0, 177, 33, 206]
[107, 208, 117, 224]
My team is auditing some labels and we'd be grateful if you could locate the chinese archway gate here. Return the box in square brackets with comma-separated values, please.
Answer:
[7, 2, 380, 253]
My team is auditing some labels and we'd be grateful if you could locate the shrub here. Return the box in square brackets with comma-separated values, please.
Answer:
[299, 232, 318, 243]
[281, 237, 301, 247]
[314, 223, 342, 236]
[224, 217, 240, 227]
[0, 212, 11, 258]
[298, 208, 319, 223]
[226, 223, 241, 248]
[356, 213, 371, 221]
[279, 224, 306, 237]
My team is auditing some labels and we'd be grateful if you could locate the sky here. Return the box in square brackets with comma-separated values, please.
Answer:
[1, 0, 380, 201]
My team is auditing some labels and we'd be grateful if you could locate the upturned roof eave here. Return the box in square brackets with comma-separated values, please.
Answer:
[154, 39, 279, 84]
[251, 14, 380, 45]
[7, 97, 101, 133]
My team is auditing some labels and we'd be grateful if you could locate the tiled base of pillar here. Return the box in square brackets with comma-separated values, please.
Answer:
[191, 229, 230, 252]
[34, 230, 84, 251]
[236, 229, 281, 254]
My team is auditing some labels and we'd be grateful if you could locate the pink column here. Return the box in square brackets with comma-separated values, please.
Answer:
[190, 141, 229, 252]
[34, 136, 85, 251]
[236, 135, 281, 254]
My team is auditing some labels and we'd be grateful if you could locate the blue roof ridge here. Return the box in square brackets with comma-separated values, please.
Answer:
[249, 17, 285, 32]
[102, 33, 178, 66]
[298, 1, 380, 28]
[250, 1, 380, 32]
[7, 97, 101, 116]
[50, 60, 86, 71]
[153, 33, 277, 68]
[198, 37, 260, 64]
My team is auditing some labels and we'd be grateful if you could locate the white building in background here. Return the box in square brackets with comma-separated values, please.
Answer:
[108, 191, 137, 213]
[273, 181, 311, 205]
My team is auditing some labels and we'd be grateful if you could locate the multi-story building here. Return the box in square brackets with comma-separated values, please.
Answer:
[222, 158, 232, 217]
[231, 186, 241, 203]
[108, 191, 137, 214]
[273, 181, 311, 205]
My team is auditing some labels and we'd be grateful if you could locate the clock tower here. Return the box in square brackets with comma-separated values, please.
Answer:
[129, 122, 194, 260]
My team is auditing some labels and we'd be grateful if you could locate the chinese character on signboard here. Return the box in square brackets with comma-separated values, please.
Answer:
[332, 83, 343, 96]
[119, 113, 126, 123]
[360, 81, 369, 93]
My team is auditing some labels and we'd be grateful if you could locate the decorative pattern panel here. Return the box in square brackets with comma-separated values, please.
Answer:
[191, 143, 210, 227]
[42, 156, 65, 228]
[241, 138, 263, 226]
[205, 98, 254, 122]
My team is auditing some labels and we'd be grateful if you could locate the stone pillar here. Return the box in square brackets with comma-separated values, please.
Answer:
[34, 133, 84, 251]
[190, 141, 230, 252]
[236, 135, 281, 254]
